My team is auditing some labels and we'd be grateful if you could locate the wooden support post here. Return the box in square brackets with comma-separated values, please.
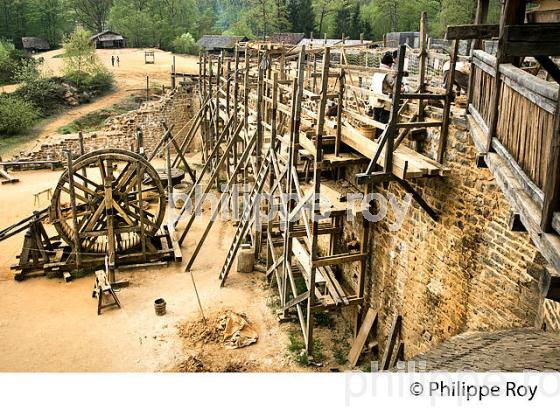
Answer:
[485, 0, 527, 153]
[418, 12, 427, 122]
[166, 131, 174, 209]
[306, 47, 331, 355]
[146, 75, 149, 102]
[171, 56, 176, 89]
[78, 131, 88, 183]
[66, 151, 81, 270]
[266, 72, 280, 271]
[541, 94, 560, 232]
[78, 131, 85, 157]
[467, 0, 491, 108]
[437, 39, 459, 164]
[256, 49, 265, 172]
[473, 0, 490, 50]
[198, 52, 203, 99]
[104, 159, 116, 283]
[383, 45, 406, 174]
[335, 69, 345, 157]
[136, 128, 144, 156]
[233, 46, 240, 188]
[380, 315, 402, 370]
[137, 160, 147, 259]
[226, 58, 232, 182]
[281, 47, 306, 317]
[355, 183, 370, 335]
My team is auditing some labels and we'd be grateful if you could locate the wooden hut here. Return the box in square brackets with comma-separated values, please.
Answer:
[90, 30, 127, 49]
[196, 35, 247, 53]
[21, 37, 50, 52]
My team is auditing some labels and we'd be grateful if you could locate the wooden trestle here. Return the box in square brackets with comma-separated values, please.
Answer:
[177, 27, 452, 354]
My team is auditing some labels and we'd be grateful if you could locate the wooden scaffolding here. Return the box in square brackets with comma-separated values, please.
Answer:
[175, 20, 453, 355]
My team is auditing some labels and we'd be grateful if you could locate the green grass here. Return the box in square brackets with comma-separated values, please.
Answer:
[314, 311, 334, 328]
[57, 97, 139, 134]
[288, 330, 324, 366]
[0, 131, 37, 157]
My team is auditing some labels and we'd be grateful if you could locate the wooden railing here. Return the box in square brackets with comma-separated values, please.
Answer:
[469, 50, 496, 136]
[469, 50, 559, 210]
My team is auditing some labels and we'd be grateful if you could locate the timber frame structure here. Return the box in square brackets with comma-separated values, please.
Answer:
[173, 16, 455, 354]
[453, 0, 560, 302]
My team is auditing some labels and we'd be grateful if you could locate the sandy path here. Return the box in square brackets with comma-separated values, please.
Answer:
[3, 48, 199, 158]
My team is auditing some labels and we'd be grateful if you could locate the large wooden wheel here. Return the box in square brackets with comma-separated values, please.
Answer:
[50, 149, 166, 254]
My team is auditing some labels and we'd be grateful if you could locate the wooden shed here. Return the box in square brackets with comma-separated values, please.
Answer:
[90, 30, 127, 49]
[196, 35, 247, 53]
[21, 37, 50, 52]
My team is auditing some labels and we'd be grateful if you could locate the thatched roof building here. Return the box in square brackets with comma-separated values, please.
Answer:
[270, 33, 305, 45]
[21, 37, 50, 52]
[90, 30, 127, 49]
[196, 35, 247, 53]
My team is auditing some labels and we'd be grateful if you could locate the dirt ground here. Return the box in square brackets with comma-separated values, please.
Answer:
[0, 167, 353, 372]
[0, 49, 355, 372]
[1, 48, 199, 157]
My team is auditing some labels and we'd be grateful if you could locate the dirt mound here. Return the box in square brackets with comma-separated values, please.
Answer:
[176, 311, 258, 348]
[172, 354, 256, 372]
[172, 311, 262, 373]
[177, 316, 222, 345]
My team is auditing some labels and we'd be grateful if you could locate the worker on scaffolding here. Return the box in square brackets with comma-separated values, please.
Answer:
[369, 52, 394, 137]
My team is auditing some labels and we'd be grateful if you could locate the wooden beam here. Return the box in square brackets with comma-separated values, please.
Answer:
[348, 308, 377, 367]
[380, 315, 402, 371]
[541, 93, 560, 232]
[437, 39, 458, 163]
[312, 253, 367, 268]
[502, 23, 560, 57]
[485, 0, 527, 152]
[446, 24, 499, 40]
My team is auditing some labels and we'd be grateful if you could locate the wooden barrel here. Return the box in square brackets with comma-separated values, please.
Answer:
[154, 298, 167, 316]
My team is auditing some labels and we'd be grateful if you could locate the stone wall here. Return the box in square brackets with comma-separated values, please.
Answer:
[16, 83, 198, 162]
[338, 114, 552, 360]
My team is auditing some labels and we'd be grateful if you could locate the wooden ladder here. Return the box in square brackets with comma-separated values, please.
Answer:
[218, 150, 272, 287]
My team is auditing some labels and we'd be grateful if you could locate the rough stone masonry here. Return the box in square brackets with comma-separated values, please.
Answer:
[338, 113, 560, 361]
[14, 83, 198, 162]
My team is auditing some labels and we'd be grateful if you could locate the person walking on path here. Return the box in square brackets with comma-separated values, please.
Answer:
[111, 55, 115, 67]
[116, 56, 120, 67]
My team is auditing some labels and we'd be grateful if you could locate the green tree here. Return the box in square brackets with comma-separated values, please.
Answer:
[248, 0, 274, 39]
[0, 94, 38, 134]
[171, 33, 199, 54]
[63, 27, 107, 79]
[67, 0, 113, 33]
[313, 0, 337, 36]
[109, 0, 198, 48]
[288, 0, 314, 36]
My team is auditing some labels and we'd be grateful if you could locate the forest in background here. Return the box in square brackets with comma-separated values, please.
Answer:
[0, 0, 502, 50]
